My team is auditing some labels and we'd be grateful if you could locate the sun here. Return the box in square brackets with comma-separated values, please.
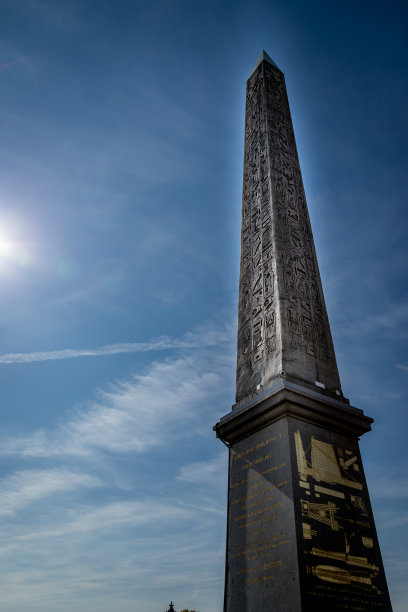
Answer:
[0, 237, 16, 258]
[0, 222, 33, 271]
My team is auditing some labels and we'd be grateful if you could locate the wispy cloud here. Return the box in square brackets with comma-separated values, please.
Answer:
[396, 364, 408, 371]
[336, 302, 408, 338]
[0, 503, 225, 609]
[177, 498, 225, 516]
[11, 0, 82, 33]
[0, 347, 234, 458]
[371, 476, 408, 500]
[0, 326, 233, 364]
[0, 56, 31, 72]
[0, 334, 232, 611]
[363, 303, 408, 332]
[377, 510, 408, 530]
[177, 453, 227, 486]
[12, 499, 194, 541]
[0, 469, 100, 517]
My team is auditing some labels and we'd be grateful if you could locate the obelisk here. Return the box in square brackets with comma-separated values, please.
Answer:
[214, 51, 392, 611]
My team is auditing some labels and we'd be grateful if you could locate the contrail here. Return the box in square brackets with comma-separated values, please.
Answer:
[0, 56, 31, 71]
[0, 329, 232, 364]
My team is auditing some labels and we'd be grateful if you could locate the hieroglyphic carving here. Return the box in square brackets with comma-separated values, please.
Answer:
[264, 64, 334, 369]
[236, 59, 341, 402]
[236, 66, 279, 400]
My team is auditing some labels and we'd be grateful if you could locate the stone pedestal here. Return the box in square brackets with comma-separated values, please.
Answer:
[215, 379, 392, 611]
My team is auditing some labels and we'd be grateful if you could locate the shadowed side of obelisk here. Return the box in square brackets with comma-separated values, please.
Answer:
[215, 51, 392, 612]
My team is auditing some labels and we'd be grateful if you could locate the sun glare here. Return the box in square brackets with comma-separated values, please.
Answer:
[0, 238, 16, 258]
[0, 223, 33, 272]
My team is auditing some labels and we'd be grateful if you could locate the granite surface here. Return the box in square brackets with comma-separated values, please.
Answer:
[236, 58, 342, 403]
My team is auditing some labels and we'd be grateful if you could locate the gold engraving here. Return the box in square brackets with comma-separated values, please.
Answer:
[311, 565, 382, 595]
[239, 560, 282, 575]
[350, 496, 367, 515]
[233, 483, 281, 504]
[311, 535, 379, 571]
[241, 452, 274, 470]
[314, 484, 345, 499]
[295, 430, 363, 490]
[362, 537, 374, 549]
[233, 434, 281, 461]
[234, 501, 283, 522]
[238, 514, 277, 529]
[261, 462, 286, 475]
[230, 534, 290, 558]
[241, 493, 276, 511]
[301, 500, 340, 530]
[249, 527, 268, 536]
[302, 522, 317, 540]
[231, 466, 285, 490]
[243, 574, 277, 585]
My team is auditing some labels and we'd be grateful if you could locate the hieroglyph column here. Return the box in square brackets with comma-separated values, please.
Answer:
[236, 51, 341, 403]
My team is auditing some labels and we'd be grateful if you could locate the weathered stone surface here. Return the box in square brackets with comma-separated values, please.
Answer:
[236, 53, 341, 404]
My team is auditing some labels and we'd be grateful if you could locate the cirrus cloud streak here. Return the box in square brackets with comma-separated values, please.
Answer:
[0, 326, 233, 364]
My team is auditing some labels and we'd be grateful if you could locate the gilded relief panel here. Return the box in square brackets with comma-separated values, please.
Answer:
[289, 421, 392, 611]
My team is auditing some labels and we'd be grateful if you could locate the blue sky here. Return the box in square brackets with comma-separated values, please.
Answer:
[0, 0, 406, 610]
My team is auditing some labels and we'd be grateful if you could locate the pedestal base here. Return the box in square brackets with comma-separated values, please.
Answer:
[214, 380, 392, 612]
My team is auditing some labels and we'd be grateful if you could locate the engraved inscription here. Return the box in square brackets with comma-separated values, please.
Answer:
[236, 58, 341, 401]
[225, 424, 297, 610]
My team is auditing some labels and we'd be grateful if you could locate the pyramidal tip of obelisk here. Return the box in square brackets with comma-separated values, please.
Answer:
[250, 49, 282, 75]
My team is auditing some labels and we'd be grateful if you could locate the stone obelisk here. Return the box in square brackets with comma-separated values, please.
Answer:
[214, 51, 392, 611]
